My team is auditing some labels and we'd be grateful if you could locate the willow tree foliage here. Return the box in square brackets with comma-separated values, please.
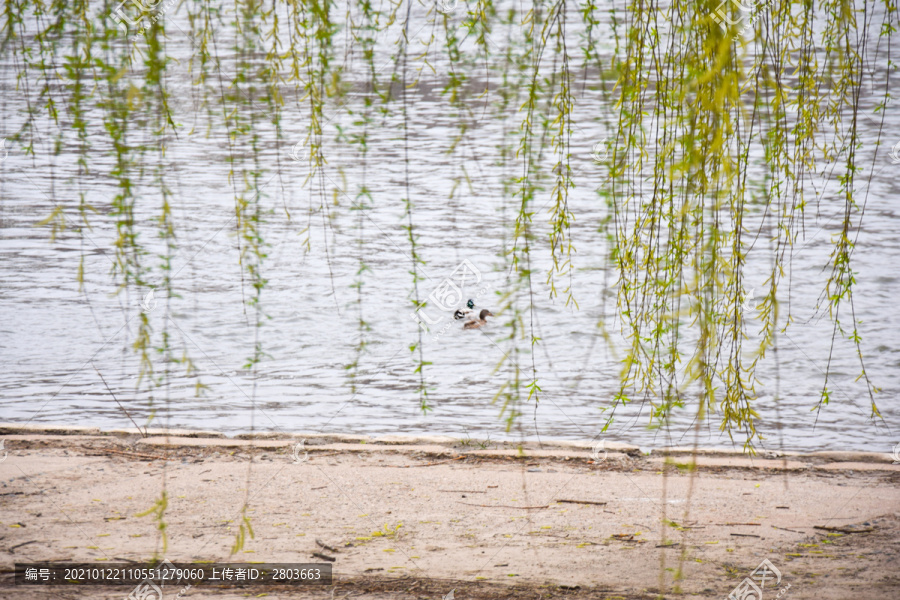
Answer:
[1, 0, 893, 458]
[604, 0, 892, 449]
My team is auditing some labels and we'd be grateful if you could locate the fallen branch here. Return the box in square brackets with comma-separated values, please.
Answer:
[9, 540, 39, 553]
[392, 456, 467, 468]
[813, 526, 875, 534]
[714, 522, 761, 526]
[525, 532, 569, 539]
[456, 502, 549, 510]
[730, 533, 761, 538]
[316, 539, 338, 553]
[555, 499, 607, 506]
[609, 534, 645, 543]
[84, 448, 168, 461]
[771, 525, 804, 534]
[311, 551, 336, 562]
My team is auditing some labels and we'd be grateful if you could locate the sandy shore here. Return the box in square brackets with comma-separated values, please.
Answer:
[1, 426, 898, 599]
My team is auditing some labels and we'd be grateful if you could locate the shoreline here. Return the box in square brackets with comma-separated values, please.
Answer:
[1, 423, 896, 465]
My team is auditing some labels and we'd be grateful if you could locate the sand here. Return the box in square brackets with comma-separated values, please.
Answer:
[0, 427, 898, 599]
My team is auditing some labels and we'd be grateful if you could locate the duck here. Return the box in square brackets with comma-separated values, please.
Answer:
[463, 309, 494, 329]
[453, 298, 476, 320]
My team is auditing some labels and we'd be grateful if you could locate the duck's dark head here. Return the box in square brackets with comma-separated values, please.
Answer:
[466, 298, 475, 309]
[480, 309, 494, 319]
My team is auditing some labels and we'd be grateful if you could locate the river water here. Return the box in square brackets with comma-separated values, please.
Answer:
[0, 1, 897, 453]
